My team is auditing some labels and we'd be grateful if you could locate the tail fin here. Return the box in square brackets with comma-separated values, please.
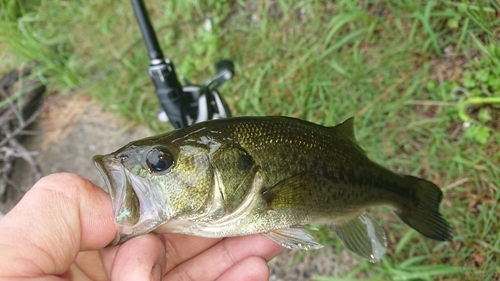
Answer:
[395, 176, 452, 241]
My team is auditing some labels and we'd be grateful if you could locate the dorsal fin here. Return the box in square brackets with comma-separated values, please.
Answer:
[330, 117, 356, 142]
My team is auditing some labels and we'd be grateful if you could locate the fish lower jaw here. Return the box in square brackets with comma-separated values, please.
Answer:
[114, 215, 169, 244]
[117, 225, 134, 236]
[154, 219, 253, 238]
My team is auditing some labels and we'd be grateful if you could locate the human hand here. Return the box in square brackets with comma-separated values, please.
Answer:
[0, 173, 284, 280]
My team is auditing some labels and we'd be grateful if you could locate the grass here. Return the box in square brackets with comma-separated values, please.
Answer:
[1, 0, 499, 280]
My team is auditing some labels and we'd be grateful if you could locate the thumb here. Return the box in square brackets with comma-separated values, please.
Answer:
[0, 173, 116, 277]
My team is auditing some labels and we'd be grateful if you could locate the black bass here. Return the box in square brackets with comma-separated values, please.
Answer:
[93, 116, 451, 262]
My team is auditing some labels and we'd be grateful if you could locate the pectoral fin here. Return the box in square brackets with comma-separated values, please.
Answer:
[329, 213, 387, 262]
[261, 172, 328, 210]
[262, 227, 323, 250]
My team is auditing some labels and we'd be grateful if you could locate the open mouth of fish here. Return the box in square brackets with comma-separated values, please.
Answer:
[93, 154, 167, 245]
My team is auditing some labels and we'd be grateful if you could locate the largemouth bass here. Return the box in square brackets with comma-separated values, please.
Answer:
[93, 116, 451, 262]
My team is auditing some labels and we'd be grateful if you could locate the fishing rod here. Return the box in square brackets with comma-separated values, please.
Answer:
[130, 0, 233, 129]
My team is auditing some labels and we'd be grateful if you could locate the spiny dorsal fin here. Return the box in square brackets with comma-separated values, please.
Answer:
[330, 117, 356, 142]
[329, 117, 366, 155]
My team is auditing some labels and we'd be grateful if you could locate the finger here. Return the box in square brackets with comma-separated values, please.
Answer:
[162, 234, 222, 272]
[24, 173, 116, 250]
[0, 173, 116, 277]
[59, 263, 94, 281]
[110, 234, 166, 281]
[164, 234, 284, 281]
[217, 256, 269, 281]
[98, 246, 119, 279]
[74, 250, 109, 280]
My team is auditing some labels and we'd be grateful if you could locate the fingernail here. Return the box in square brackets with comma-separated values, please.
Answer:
[151, 263, 162, 281]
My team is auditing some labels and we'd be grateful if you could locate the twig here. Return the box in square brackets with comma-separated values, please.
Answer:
[9, 137, 42, 182]
[0, 129, 42, 181]
[444, 178, 471, 191]
[355, 73, 412, 117]
[409, 100, 456, 106]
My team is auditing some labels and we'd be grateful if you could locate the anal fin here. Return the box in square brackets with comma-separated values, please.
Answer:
[329, 213, 387, 262]
[262, 227, 323, 250]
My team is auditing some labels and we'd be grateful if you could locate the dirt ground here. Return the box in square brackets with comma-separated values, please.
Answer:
[0, 95, 152, 214]
[0, 95, 355, 281]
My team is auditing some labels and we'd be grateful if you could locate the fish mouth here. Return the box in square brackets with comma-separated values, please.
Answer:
[93, 154, 166, 245]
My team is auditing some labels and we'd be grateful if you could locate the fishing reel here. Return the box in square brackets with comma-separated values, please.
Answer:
[132, 0, 233, 129]
[151, 59, 234, 129]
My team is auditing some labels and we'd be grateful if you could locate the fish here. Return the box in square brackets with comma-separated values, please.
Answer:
[93, 116, 452, 262]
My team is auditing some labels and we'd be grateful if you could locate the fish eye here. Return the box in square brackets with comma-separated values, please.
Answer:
[145, 146, 174, 174]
